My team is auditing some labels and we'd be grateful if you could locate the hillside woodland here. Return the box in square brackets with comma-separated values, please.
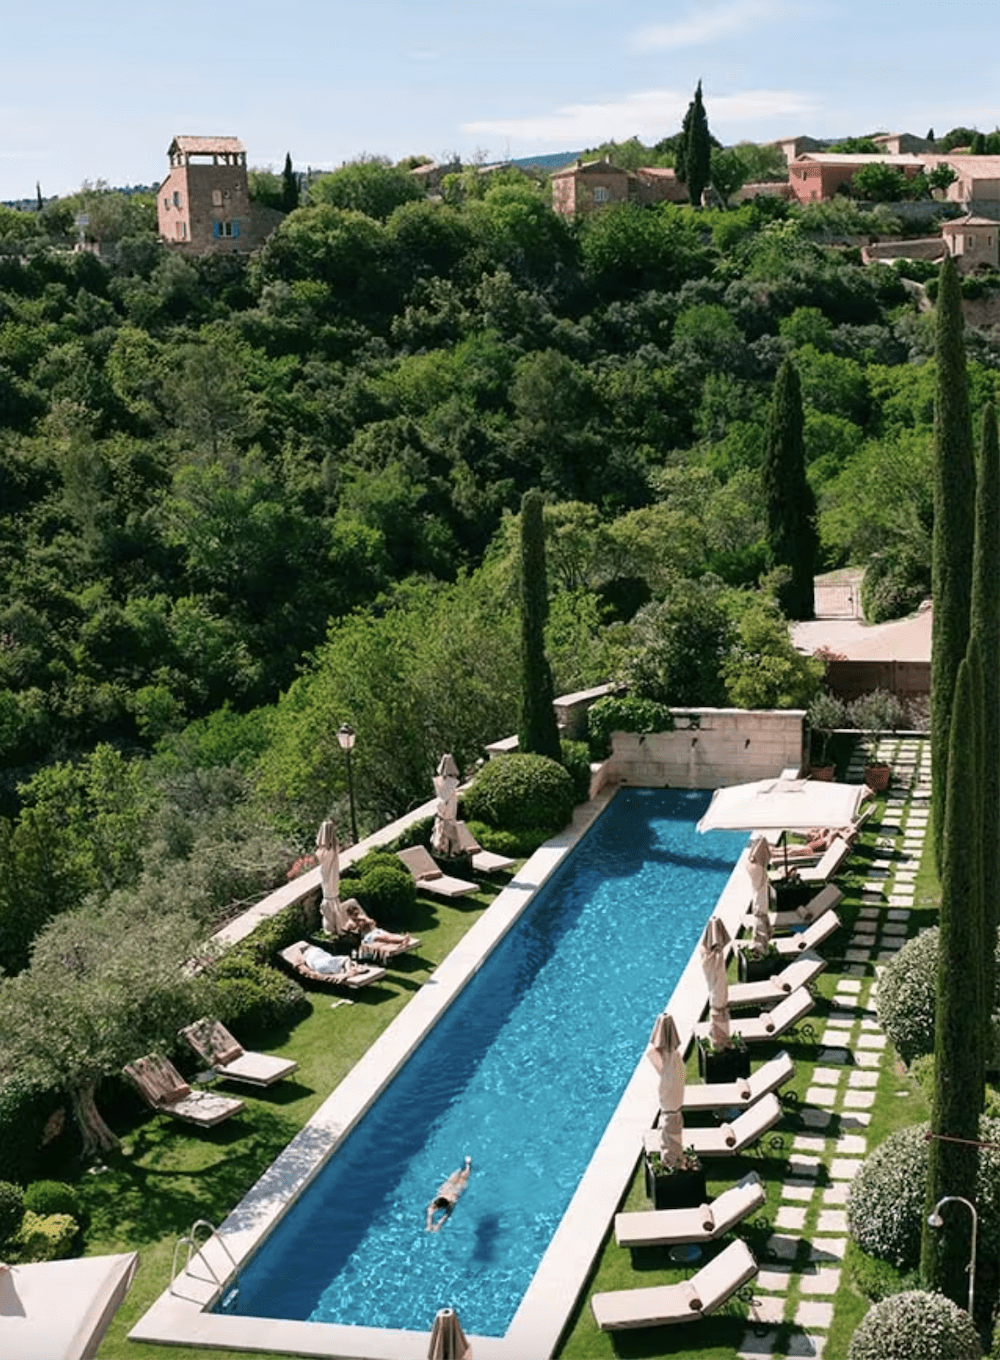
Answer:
[0, 158, 998, 974]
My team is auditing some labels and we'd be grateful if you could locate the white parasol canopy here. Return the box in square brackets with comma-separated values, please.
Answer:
[699, 916, 732, 1049]
[428, 1306, 472, 1360]
[647, 1011, 686, 1168]
[747, 835, 774, 954]
[315, 819, 340, 935]
[431, 753, 463, 858]
[697, 776, 869, 834]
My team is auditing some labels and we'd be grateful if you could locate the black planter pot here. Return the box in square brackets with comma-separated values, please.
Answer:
[737, 949, 782, 983]
[644, 1159, 708, 1210]
[697, 1040, 751, 1084]
[773, 880, 815, 910]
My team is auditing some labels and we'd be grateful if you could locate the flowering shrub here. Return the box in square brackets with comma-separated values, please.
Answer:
[878, 926, 1000, 1062]
[848, 1290, 981, 1360]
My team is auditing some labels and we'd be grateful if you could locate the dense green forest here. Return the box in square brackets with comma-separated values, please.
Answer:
[1, 160, 998, 971]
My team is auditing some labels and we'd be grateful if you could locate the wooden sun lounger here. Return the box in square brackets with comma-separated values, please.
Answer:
[179, 1018, 298, 1087]
[697, 987, 814, 1044]
[279, 941, 387, 988]
[615, 1171, 765, 1248]
[455, 821, 515, 874]
[396, 846, 478, 898]
[123, 1054, 244, 1127]
[645, 1093, 783, 1160]
[591, 1237, 758, 1330]
[682, 1051, 794, 1112]
[727, 951, 826, 1008]
[773, 909, 841, 957]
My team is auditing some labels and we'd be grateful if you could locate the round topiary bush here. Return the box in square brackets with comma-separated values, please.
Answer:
[848, 1118, 1000, 1269]
[22, 1180, 81, 1220]
[463, 754, 575, 833]
[212, 959, 309, 1039]
[877, 927, 1000, 1063]
[0, 1180, 26, 1245]
[354, 862, 418, 928]
[848, 1290, 981, 1360]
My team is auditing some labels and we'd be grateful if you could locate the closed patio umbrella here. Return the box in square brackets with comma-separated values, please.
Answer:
[428, 1306, 472, 1359]
[699, 916, 732, 1049]
[647, 1011, 686, 1168]
[747, 835, 773, 954]
[315, 819, 340, 935]
[431, 753, 463, 859]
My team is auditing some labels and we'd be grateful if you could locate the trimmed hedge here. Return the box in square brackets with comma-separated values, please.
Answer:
[6, 1209, 78, 1263]
[848, 1290, 981, 1360]
[211, 958, 308, 1039]
[463, 754, 575, 833]
[22, 1180, 81, 1220]
[354, 862, 417, 927]
[878, 926, 1000, 1062]
[465, 821, 550, 860]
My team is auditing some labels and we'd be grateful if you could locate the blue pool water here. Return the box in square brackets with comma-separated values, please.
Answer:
[225, 789, 745, 1336]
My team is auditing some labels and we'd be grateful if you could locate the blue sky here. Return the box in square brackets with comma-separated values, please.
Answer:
[3, 0, 999, 200]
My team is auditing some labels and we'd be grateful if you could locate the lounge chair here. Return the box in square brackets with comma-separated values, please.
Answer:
[772, 909, 841, 957]
[682, 1051, 794, 1112]
[396, 845, 478, 898]
[321, 898, 421, 963]
[455, 821, 515, 874]
[179, 1018, 298, 1088]
[770, 883, 842, 931]
[615, 1171, 765, 1248]
[279, 941, 387, 988]
[123, 1054, 243, 1127]
[645, 1093, 783, 1160]
[696, 986, 814, 1044]
[591, 1237, 758, 1330]
[771, 836, 852, 886]
[727, 951, 826, 1008]
[778, 805, 874, 862]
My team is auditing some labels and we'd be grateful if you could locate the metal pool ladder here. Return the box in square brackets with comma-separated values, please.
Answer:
[170, 1218, 239, 1307]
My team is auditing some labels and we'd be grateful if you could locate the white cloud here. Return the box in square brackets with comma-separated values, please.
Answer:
[463, 88, 817, 148]
[633, 0, 792, 51]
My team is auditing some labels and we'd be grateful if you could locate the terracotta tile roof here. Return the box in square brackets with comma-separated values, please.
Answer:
[794, 152, 925, 166]
[170, 135, 245, 155]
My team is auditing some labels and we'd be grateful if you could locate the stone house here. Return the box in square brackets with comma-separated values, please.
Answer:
[157, 136, 285, 255]
[787, 153, 927, 204]
[550, 158, 687, 215]
[873, 132, 934, 155]
[861, 214, 999, 273]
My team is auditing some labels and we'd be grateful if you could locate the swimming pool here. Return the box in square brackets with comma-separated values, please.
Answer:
[223, 788, 745, 1337]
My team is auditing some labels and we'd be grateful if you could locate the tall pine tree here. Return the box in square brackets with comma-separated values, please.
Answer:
[677, 81, 711, 207]
[518, 490, 561, 760]
[931, 256, 975, 871]
[920, 647, 985, 1305]
[761, 357, 817, 619]
[280, 152, 299, 213]
[971, 402, 1000, 1016]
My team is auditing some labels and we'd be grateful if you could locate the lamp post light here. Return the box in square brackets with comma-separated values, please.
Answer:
[928, 1194, 978, 1318]
[337, 723, 359, 845]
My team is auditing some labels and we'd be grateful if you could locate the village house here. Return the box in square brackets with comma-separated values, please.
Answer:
[157, 136, 286, 255]
[550, 158, 688, 215]
[861, 214, 999, 273]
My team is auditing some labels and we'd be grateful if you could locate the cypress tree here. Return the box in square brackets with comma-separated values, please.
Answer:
[971, 403, 1000, 1015]
[920, 649, 984, 1304]
[678, 81, 711, 207]
[280, 152, 299, 213]
[761, 357, 817, 620]
[931, 256, 975, 871]
[518, 490, 561, 761]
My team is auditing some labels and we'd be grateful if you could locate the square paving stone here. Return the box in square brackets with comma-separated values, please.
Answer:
[805, 1086, 839, 1108]
[848, 1070, 879, 1087]
[788, 1155, 822, 1180]
[836, 1134, 867, 1153]
[799, 1265, 842, 1295]
[776, 1205, 807, 1230]
[811, 1067, 843, 1085]
[816, 1210, 847, 1233]
[821, 1183, 849, 1205]
[877, 948, 902, 960]
[838, 1111, 872, 1128]
[785, 1331, 824, 1357]
[765, 1234, 800, 1261]
[818, 1047, 852, 1064]
[783, 1183, 816, 1202]
[853, 913, 878, 924]
[829, 1157, 863, 1178]
[887, 908, 911, 920]
[882, 921, 909, 934]
[793, 1133, 828, 1153]
[750, 1296, 786, 1325]
[810, 1237, 846, 1262]
[855, 1049, 881, 1067]
[737, 1332, 778, 1357]
[859, 1018, 882, 1031]
[857, 1033, 886, 1048]
[844, 1089, 876, 1109]
[845, 948, 872, 962]
[796, 1300, 834, 1329]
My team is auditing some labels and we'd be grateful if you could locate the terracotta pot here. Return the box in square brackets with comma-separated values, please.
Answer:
[808, 764, 836, 781]
[864, 763, 892, 792]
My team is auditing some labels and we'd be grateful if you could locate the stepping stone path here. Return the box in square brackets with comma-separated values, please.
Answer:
[736, 736, 930, 1359]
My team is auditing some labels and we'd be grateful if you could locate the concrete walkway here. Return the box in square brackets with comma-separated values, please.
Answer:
[735, 734, 930, 1358]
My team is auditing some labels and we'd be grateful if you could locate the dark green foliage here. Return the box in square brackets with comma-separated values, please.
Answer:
[0, 1079, 64, 1184]
[0, 1181, 26, 1244]
[931, 256, 974, 871]
[972, 404, 1000, 1015]
[22, 1180, 81, 1220]
[586, 695, 676, 759]
[463, 821, 550, 859]
[619, 580, 732, 706]
[354, 862, 417, 927]
[211, 958, 308, 1038]
[390, 814, 436, 852]
[845, 1240, 919, 1303]
[219, 899, 319, 971]
[309, 158, 424, 222]
[922, 653, 984, 1302]
[280, 153, 299, 214]
[463, 754, 575, 833]
[678, 82, 712, 208]
[762, 358, 817, 619]
[861, 548, 930, 623]
[848, 1291, 982, 1360]
[559, 739, 592, 805]
[518, 490, 561, 761]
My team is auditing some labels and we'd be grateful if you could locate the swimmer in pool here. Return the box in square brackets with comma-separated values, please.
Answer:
[426, 1156, 472, 1231]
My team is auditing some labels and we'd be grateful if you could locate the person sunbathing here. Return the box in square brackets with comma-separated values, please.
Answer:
[341, 899, 377, 935]
[363, 926, 416, 948]
[426, 1156, 472, 1231]
[301, 944, 360, 977]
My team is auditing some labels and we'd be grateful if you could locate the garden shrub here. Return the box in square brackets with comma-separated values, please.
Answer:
[211, 958, 308, 1038]
[848, 1290, 981, 1360]
[465, 821, 550, 860]
[22, 1180, 81, 1220]
[560, 739, 592, 804]
[390, 815, 435, 852]
[354, 862, 418, 927]
[0, 1077, 64, 1184]
[861, 550, 929, 623]
[847, 1119, 1000, 1268]
[586, 695, 675, 760]
[877, 926, 1000, 1062]
[845, 1239, 919, 1303]
[6, 1210, 79, 1263]
[463, 754, 575, 833]
[222, 898, 319, 971]
[0, 1180, 25, 1245]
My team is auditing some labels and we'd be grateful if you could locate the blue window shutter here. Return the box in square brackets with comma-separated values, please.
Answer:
[232, 220, 240, 238]
[213, 222, 221, 238]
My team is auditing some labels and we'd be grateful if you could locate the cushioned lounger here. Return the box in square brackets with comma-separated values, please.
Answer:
[696, 986, 814, 1044]
[396, 845, 478, 898]
[727, 951, 826, 1008]
[772, 835, 852, 886]
[591, 1237, 758, 1330]
[681, 1050, 794, 1112]
[123, 1054, 244, 1127]
[645, 1092, 782, 1160]
[455, 821, 515, 874]
[180, 1018, 298, 1087]
[773, 909, 841, 957]
[279, 941, 387, 988]
[615, 1171, 765, 1248]
[770, 883, 842, 930]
